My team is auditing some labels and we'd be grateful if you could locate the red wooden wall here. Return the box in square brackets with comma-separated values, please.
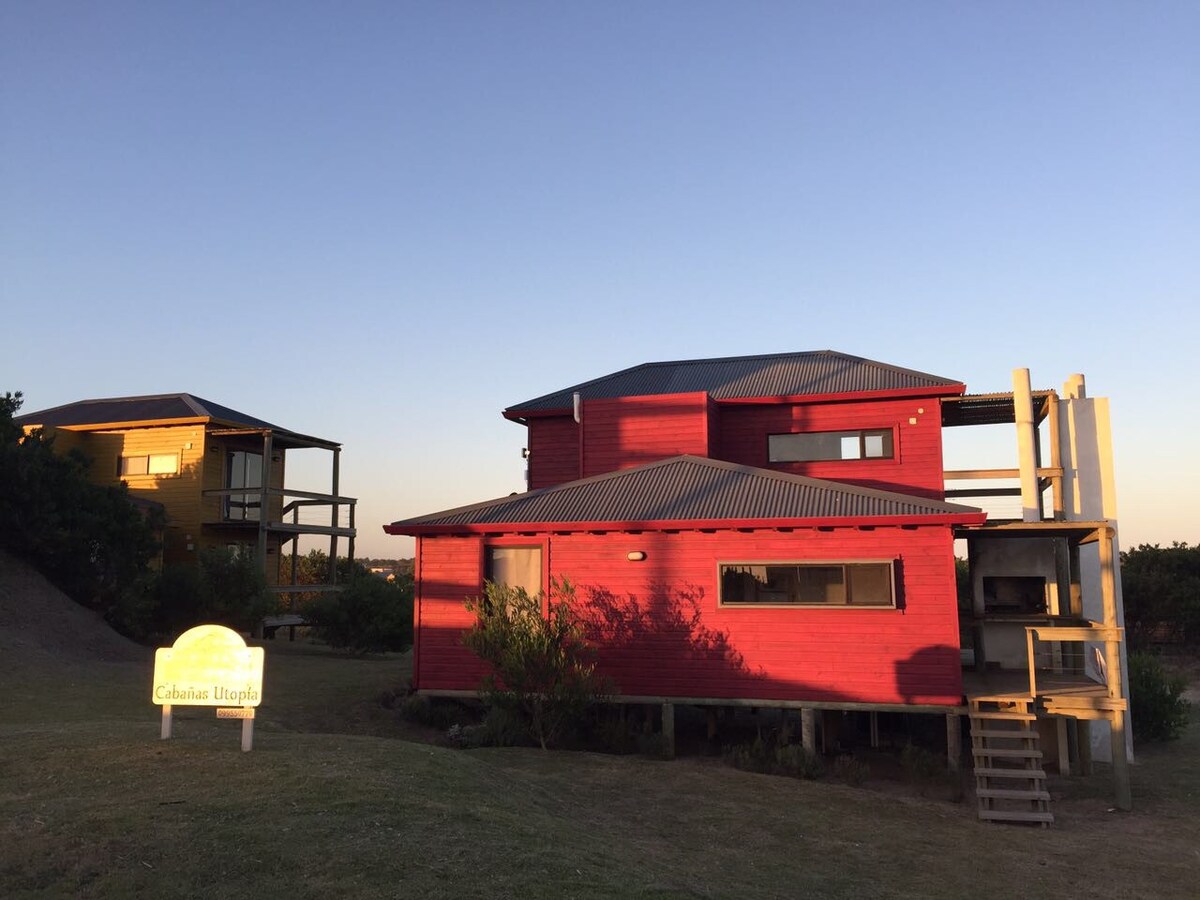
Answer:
[580, 392, 712, 478]
[716, 397, 946, 498]
[527, 416, 579, 489]
[413, 525, 962, 706]
[523, 394, 946, 498]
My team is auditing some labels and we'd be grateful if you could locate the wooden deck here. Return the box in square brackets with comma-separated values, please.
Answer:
[963, 668, 1123, 718]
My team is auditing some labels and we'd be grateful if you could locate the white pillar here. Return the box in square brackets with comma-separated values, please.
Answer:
[1013, 368, 1041, 522]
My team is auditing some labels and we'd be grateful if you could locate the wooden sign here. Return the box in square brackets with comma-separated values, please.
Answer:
[152, 625, 264, 751]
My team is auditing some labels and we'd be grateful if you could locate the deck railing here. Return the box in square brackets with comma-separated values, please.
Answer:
[1024, 625, 1123, 698]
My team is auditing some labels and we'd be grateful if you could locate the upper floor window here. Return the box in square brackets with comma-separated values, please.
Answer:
[720, 561, 895, 607]
[768, 429, 894, 463]
[226, 450, 263, 521]
[118, 453, 179, 477]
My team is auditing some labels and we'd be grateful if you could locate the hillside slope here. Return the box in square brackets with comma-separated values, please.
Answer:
[0, 548, 147, 674]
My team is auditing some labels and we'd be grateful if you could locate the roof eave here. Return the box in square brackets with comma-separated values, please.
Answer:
[386, 510, 987, 537]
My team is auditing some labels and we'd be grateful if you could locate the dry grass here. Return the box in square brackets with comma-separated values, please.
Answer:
[2, 556, 1198, 898]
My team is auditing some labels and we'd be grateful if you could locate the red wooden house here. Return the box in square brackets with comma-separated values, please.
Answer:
[387, 351, 1130, 821]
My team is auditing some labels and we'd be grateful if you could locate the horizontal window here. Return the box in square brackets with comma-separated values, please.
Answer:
[768, 429, 894, 463]
[118, 453, 179, 477]
[720, 561, 895, 607]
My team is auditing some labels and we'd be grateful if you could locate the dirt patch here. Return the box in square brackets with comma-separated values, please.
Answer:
[0, 548, 148, 673]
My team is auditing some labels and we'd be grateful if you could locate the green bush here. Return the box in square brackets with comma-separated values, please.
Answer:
[1129, 651, 1189, 741]
[109, 547, 274, 642]
[462, 578, 609, 750]
[307, 573, 413, 653]
[724, 735, 823, 780]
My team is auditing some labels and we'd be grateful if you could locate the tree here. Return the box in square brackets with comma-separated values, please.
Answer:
[462, 578, 608, 750]
[306, 571, 414, 653]
[1, 391, 161, 617]
[1121, 543, 1200, 649]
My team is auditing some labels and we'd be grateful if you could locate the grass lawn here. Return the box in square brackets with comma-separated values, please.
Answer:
[2, 641, 1198, 899]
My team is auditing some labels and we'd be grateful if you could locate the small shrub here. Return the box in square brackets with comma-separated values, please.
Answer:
[1129, 651, 1189, 741]
[462, 578, 609, 750]
[831, 754, 870, 786]
[724, 736, 822, 780]
[899, 743, 944, 781]
[398, 694, 464, 730]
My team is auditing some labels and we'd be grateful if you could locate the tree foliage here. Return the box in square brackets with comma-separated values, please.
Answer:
[307, 570, 414, 653]
[1, 391, 161, 616]
[462, 578, 608, 750]
[112, 547, 274, 643]
[1121, 543, 1200, 649]
[1128, 651, 1189, 741]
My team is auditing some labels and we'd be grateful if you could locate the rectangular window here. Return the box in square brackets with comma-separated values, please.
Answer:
[225, 450, 263, 522]
[720, 561, 895, 607]
[485, 546, 542, 597]
[118, 453, 179, 477]
[768, 429, 894, 463]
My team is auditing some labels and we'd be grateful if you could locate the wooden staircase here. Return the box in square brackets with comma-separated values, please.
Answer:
[969, 696, 1053, 827]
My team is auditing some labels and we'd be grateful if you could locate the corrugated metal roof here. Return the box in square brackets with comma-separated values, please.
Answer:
[15, 393, 281, 430]
[505, 351, 962, 414]
[388, 456, 982, 532]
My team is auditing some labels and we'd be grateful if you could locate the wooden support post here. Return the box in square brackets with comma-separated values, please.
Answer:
[241, 717, 254, 752]
[643, 704, 654, 735]
[329, 447, 341, 579]
[869, 711, 880, 749]
[800, 708, 816, 756]
[661, 701, 675, 759]
[946, 713, 961, 772]
[1110, 710, 1132, 810]
[1047, 391, 1064, 520]
[160, 704, 173, 740]
[1056, 719, 1071, 775]
[780, 709, 791, 744]
[1077, 721, 1093, 775]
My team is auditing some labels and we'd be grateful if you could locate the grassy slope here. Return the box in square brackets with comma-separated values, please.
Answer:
[2, 640, 1198, 899]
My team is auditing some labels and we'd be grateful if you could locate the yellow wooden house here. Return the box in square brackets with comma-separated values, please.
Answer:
[16, 394, 355, 595]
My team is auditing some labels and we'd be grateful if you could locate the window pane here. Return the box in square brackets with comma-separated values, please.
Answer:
[487, 547, 542, 596]
[769, 430, 894, 463]
[796, 566, 845, 603]
[769, 432, 851, 462]
[848, 564, 892, 605]
[120, 456, 148, 476]
[722, 562, 893, 606]
[148, 454, 178, 474]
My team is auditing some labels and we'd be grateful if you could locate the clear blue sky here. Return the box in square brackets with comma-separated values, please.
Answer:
[3, 2, 1196, 557]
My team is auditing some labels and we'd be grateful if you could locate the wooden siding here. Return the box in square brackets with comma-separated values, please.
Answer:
[414, 526, 962, 706]
[414, 535, 489, 690]
[716, 397, 947, 498]
[581, 393, 711, 479]
[527, 416, 580, 490]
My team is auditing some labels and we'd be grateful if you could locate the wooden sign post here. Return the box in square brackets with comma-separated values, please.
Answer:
[152, 625, 265, 752]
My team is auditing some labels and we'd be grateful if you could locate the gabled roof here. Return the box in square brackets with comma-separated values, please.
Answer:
[385, 455, 985, 535]
[504, 350, 963, 416]
[15, 393, 339, 449]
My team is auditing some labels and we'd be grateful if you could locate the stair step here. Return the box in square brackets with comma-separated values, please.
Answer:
[976, 788, 1052, 801]
[974, 767, 1047, 781]
[970, 729, 1038, 740]
[969, 713, 1038, 723]
[973, 747, 1043, 760]
[978, 809, 1055, 824]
